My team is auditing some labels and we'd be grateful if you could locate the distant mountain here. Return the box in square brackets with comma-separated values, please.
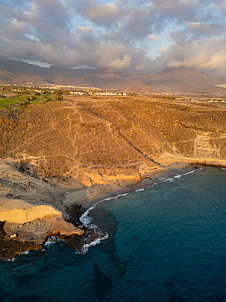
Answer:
[132, 67, 226, 95]
[0, 58, 226, 95]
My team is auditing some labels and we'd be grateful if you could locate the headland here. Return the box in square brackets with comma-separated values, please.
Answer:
[0, 94, 225, 259]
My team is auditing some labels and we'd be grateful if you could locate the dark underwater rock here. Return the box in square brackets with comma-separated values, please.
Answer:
[93, 262, 112, 301]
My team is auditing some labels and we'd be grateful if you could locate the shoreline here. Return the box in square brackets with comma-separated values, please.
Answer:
[1, 93, 225, 260]
[63, 162, 201, 213]
[0, 161, 225, 260]
[60, 162, 218, 255]
[55, 162, 202, 255]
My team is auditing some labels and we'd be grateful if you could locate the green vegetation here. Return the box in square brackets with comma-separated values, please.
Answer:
[0, 86, 56, 109]
[54, 90, 63, 101]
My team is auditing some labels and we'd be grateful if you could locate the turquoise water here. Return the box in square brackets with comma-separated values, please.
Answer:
[0, 167, 225, 301]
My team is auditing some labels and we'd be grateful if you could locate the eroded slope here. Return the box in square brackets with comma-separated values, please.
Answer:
[0, 96, 225, 188]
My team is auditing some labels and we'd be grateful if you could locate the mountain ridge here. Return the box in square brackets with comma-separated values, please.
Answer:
[0, 58, 226, 95]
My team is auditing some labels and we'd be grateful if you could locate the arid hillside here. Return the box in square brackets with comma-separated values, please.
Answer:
[1, 58, 226, 95]
[0, 96, 225, 188]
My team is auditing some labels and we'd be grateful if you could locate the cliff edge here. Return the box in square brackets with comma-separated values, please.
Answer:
[1, 96, 225, 186]
[0, 95, 225, 258]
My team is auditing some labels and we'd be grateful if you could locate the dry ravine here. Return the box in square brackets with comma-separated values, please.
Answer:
[0, 95, 225, 259]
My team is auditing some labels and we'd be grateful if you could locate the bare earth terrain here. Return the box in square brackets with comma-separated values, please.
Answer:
[1, 59, 226, 96]
[0, 95, 225, 259]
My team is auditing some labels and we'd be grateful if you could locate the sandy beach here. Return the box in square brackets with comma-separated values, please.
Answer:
[0, 158, 222, 260]
[63, 162, 199, 212]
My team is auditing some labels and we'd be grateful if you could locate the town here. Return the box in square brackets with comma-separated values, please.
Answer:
[0, 85, 225, 109]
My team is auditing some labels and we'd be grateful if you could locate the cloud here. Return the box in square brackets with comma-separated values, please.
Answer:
[148, 35, 159, 41]
[152, 36, 226, 77]
[75, 0, 122, 27]
[109, 54, 132, 69]
[0, 0, 225, 77]
[186, 22, 225, 37]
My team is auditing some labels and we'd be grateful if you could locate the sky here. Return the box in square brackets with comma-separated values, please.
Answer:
[0, 0, 225, 77]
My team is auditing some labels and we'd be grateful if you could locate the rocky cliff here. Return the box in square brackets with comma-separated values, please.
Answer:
[0, 96, 225, 186]
[0, 95, 225, 258]
[0, 162, 84, 259]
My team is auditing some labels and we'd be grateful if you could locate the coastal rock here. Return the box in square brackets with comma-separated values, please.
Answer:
[0, 198, 61, 224]
[0, 183, 84, 259]
[3, 215, 84, 242]
[0, 96, 225, 258]
[0, 207, 84, 260]
[0, 196, 84, 238]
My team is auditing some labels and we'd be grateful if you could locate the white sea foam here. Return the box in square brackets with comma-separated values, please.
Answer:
[119, 193, 129, 197]
[80, 204, 99, 227]
[161, 168, 202, 183]
[135, 188, 145, 192]
[102, 193, 128, 202]
[79, 202, 109, 253]
[79, 192, 130, 252]
[173, 174, 182, 179]
[3, 250, 30, 262]
[78, 233, 109, 255]
[22, 250, 29, 255]
[44, 236, 58, 246]
[163, 178, 173, 182]
[80, 192, 129, 227]
[4, 257, 16, 262]
[79, 168, 202, 253]
[183, 170, 195, 175]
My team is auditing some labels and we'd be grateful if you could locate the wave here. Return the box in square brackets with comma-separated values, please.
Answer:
[80, 192, 128, 226]
[77, 232, 109, 255]
[3, 250, 30, 262]
[161, 168, 203, 183]
[44, 236, 59, 246]
[135, 188, 145, 192]
[103, 193, 128, 202]
[80, 204, 99, 227]
[4, 257, 16, 262]
[22, 250, 29, 255]
[79, 192, 130, 253]
[79, 167, 203, 254]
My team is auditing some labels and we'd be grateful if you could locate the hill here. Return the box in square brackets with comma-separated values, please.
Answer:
[133, 67, 226, 95]
[1, 95, 225, 186]
[0, 58, 226, 95]
[0, 95, 225, 258]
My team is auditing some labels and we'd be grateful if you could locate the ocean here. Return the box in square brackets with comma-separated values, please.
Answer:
[0, 166, 225, 302]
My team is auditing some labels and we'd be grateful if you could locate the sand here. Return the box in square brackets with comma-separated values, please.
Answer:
[63, 162, 197, 210]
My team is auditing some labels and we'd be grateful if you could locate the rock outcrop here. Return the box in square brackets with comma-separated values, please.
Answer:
[0, 95, 225, 259]
[0, 199, 61, 224]
[1, 96, 225, 186]
[0, 162, 84, 259]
